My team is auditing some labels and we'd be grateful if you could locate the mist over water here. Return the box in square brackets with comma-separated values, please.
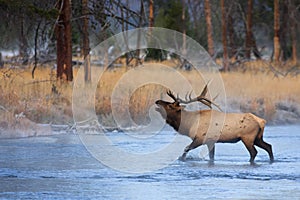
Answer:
[0, 125, 299, 199]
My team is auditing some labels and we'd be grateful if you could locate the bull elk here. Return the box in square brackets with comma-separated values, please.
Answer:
[155, 84, 274, 164]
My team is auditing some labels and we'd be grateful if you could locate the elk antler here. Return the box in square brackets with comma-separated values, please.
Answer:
[167, 84, 223, 112]
[167, 90, 178, 102]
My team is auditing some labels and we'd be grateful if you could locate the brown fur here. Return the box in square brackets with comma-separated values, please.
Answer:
[155, 100, 274, 164]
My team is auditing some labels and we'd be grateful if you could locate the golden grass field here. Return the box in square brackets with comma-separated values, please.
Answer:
[0, 60, 300, 131]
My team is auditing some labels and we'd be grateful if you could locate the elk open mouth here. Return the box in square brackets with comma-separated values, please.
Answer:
[155, 101, 163, 112]
[155, 104, 162, 112]
[155, 105, 166, 119]
[155, 101, 167, 118]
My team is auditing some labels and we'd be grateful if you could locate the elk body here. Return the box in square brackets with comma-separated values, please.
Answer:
[155, 86, 274, 164]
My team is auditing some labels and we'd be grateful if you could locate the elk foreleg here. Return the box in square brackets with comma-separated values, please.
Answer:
[207, 142, 215, 162]
[179, 139, 202, 161]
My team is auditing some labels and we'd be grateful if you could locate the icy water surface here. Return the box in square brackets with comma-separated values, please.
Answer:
[0, 126, 299, 199]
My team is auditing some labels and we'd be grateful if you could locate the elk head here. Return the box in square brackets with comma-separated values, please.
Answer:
[155, 84, 222, 119]
[155, 91, 184, 131]
[155, 98, 183, 120]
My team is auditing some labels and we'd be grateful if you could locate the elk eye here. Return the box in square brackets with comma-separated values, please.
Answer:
[176, 106, 182, 112]
[168, 104, 176, 109]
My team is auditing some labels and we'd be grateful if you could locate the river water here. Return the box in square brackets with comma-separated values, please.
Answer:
[0, 125, 299, 199]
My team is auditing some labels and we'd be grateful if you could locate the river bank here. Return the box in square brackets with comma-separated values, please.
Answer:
[0, 63, 300, 138]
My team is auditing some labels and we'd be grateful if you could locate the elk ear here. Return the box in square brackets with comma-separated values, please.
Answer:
[168, 102, 181, 111]
[177, 105, 185, 112]
[174, 102, 183, 112]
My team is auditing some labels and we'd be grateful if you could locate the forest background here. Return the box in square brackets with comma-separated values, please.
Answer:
[0, 0, 300, 138]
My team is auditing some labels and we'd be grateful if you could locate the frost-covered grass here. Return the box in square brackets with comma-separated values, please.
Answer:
[0, 65, 73, 125]
[0, 61, 299, 129]
[222, 71, 300, 124]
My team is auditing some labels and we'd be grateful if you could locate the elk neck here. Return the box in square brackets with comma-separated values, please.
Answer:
[166, 109, 201, 138]
[166, 110, 181, 131]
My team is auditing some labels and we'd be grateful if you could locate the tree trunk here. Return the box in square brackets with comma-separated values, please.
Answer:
[55, 15, 64, 79]
[288, 0, 297, 64]
[135, 0, 144, 66]
[273, 0, 280, 63]
[32, 21, 42, 78]
[125, 0, 130, 66]
[279, 1, 289, 61]
[55, 0, 73, 81]
[245, 0, 253, 59]
[0, 52, 3, 68]
[228, 15, 237, 59]
[251, 33, 261, 59]
[204, 0, 214, 57]
[82, 0, 91, 83]
[182, 0, 186, 56]
[64, 0, 73, 81]
[19, 12, 28, 60]
[291, 24, 297, 64]
[149, 0, 154, 28]
[221, 0, 229, 71]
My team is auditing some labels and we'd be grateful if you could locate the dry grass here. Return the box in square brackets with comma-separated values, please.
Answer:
[0, 65, 73, 125]
[222, 71, 300, 122]
[0, 60, 300, 128]
[222, 72, 300, 102]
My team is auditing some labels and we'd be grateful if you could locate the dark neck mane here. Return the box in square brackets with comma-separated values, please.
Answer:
[166, 112, 181, 131]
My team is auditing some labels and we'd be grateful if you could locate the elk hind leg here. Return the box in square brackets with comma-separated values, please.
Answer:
[242, 139, 257, 164]
[254, 138, 274, 162]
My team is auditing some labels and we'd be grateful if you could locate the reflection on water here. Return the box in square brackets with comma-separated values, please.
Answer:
[0, 126, 299, 199]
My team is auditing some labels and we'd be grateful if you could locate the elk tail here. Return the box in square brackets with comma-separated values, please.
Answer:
[250, 113, 266, 140]
[256, 118, 266, 140]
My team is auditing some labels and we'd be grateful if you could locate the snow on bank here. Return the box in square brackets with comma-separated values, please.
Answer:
[227, 98, 300, 125]
[0, 112, 54, 139]
[1, 99, 299, 139]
